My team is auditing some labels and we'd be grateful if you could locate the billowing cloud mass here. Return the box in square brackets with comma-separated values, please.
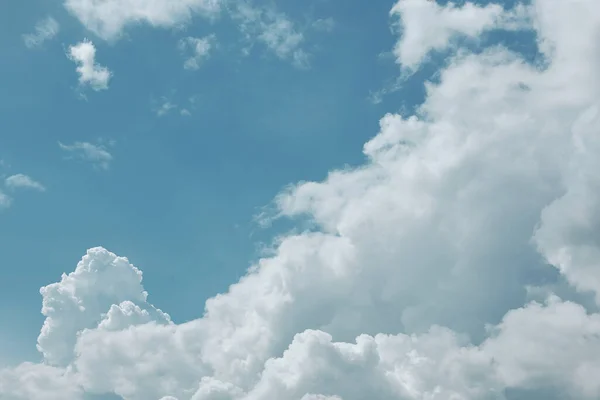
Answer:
[178, 35, 216, 70]
[68, 40, 111, 91]
[59, 141, 113, 170]
[5, 174, 45, 192]
[22, 16, 60, 48]
[3, 0, 600, 399]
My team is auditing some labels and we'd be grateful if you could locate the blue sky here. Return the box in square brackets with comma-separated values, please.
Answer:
[2, 1, 600, 399]
[0, 0, 409, 364]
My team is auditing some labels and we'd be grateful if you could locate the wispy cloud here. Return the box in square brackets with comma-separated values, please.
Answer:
[23, 16, 60, 48]
[5, 174, 46, 192]
[0, 191, 11, 209]
[156, 100, 177, 116]
[0, 173, 45, 209]
[178, 35, 216, 70]
[59, 141, 113, 170]
[234, 4, 309, 68]
[153, 95, 198, 116]
[68, 40, 111, 91]
[312, 17, 335, 32]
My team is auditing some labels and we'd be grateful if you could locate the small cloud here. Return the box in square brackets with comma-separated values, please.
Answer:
[156, 99, 177, 116]
[311, 17, 335, 32]
[59, 141, 113, 170]
[0, 191, 11, 209]
[23, 16, 60, 48]
[234, 4, 309, 68]
[153, 95, 198, 117]
[259, 14, 304, 61]
[178, 35, 216, 70]
[5, 174, 46, 192]
[68, 40, 111, 91]
[292, 49, 310, 69]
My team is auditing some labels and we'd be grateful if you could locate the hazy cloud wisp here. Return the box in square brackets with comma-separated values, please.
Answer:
[59, 141, 113, 170]
[23, 16, 60, 48]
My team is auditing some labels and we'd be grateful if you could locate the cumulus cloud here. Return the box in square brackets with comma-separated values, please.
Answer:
[68, 40, 111, 91]
[59, 141, 113, 170]
[38, 248, 171, 366]
[178, 35, 216, 70]
[3, 0, 600, 399]
[22, 16, 60, 48]
[0, 363, 82, 399]
[5, 174, 45, 192]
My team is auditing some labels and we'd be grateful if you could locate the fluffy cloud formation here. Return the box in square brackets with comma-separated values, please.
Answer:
[390, 0, 530, 70]
[59, 141, 113, 170]
[68, 40, 111, 91]
[178, 35, 216, 70]
[5, 174, 46, 192]
[0, 363, 82, 399]
[38, 248, 171, 366]
[3, 0, 600, 399]
[22, 16, 60, 48]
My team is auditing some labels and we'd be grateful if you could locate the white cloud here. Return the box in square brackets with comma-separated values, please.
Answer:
[37, 247, 171, 366]
[0, 174, 45, 209]
[63, 0, 314, 68]
[156, 99, 177, 116]
[64, 0, 221, 41]
[390, 0, 531, 71]
[4, 0, 600, 399]
[23, 16, 60, 48]
[5, 174, 45, 192]
[0, 191, 11, 209]
[311, 17, 335, 32]
[0, 363, 82, 400]
[154, 96, 198, 116]
[178, 35, 216, 70]
[59, 141, 113, 170]
[234, 4, 308, 68]
[68, 40, 111, 91]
